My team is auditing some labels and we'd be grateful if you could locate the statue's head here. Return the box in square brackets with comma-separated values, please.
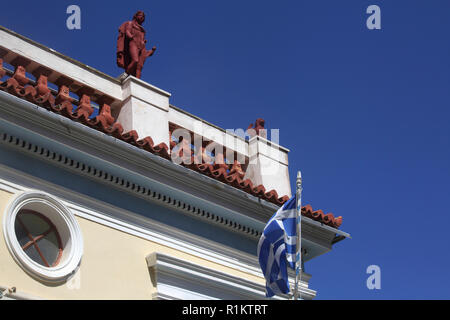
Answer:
[255, 118, 265, 128]
[133, 11, 146, 24]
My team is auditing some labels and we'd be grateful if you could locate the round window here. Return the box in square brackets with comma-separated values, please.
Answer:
[3, 191, 83, 283]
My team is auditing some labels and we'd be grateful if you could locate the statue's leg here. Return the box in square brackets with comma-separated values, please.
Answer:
[135, 49, 147, 79]
[136, 67, 143, 79]
[126, 41, 140, 77]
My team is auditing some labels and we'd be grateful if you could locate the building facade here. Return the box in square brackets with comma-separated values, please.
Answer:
[0, 26, 349, 300]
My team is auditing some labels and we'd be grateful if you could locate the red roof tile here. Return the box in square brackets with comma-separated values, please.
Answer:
[0, 63, 343, 229]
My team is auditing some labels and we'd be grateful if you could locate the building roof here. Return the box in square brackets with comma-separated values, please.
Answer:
[0, 28, 343, 229]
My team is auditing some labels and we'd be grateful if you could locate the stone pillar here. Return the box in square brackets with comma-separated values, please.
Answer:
[117, 74, 171, 146]
[244, 135, 292, 198]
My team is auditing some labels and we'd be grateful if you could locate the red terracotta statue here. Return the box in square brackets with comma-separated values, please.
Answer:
[247, 118, 266, 137]
[117, 11, 156, 79]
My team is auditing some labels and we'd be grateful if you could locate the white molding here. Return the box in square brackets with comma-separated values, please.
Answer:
[147, 252, 316, 300]
[156, 284, 220, 300]
[2, 191, 83, 283]
[0, 26, 123, 107]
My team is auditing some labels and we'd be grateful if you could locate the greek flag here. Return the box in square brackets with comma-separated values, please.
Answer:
[257, 196, 297, 297]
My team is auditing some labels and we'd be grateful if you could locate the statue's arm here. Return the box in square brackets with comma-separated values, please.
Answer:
[147, 46, 157, 57]
[125, 22, 134, 39]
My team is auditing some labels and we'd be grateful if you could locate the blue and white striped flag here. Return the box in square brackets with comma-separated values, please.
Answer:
[257, 196, 297, 297]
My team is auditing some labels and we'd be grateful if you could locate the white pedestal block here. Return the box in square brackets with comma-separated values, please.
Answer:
[117, 75, 171, 146]
[244, 136, 292, 198]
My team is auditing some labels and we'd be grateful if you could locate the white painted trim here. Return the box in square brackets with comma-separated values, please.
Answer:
[121, 74, 171, 98]
[148, 252, 273, 300]
[2, 191, 83, 283]
[156, 284, 219, 300]
[147, 252, 316, 300]
[0, 26, 123, 102]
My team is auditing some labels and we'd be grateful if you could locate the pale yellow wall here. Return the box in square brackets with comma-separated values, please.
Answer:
[0, 189, 263, 300]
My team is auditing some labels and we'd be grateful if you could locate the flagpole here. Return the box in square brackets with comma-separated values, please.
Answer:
[294, 171, 303, 300]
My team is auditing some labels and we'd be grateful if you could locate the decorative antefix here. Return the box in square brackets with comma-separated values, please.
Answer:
[117, 11, 157, 79]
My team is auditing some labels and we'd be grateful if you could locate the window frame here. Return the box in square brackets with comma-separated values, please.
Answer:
[3, 191, 83, 283]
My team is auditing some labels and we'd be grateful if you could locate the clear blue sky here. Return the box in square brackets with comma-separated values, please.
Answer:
[1, 0, 449, 299]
